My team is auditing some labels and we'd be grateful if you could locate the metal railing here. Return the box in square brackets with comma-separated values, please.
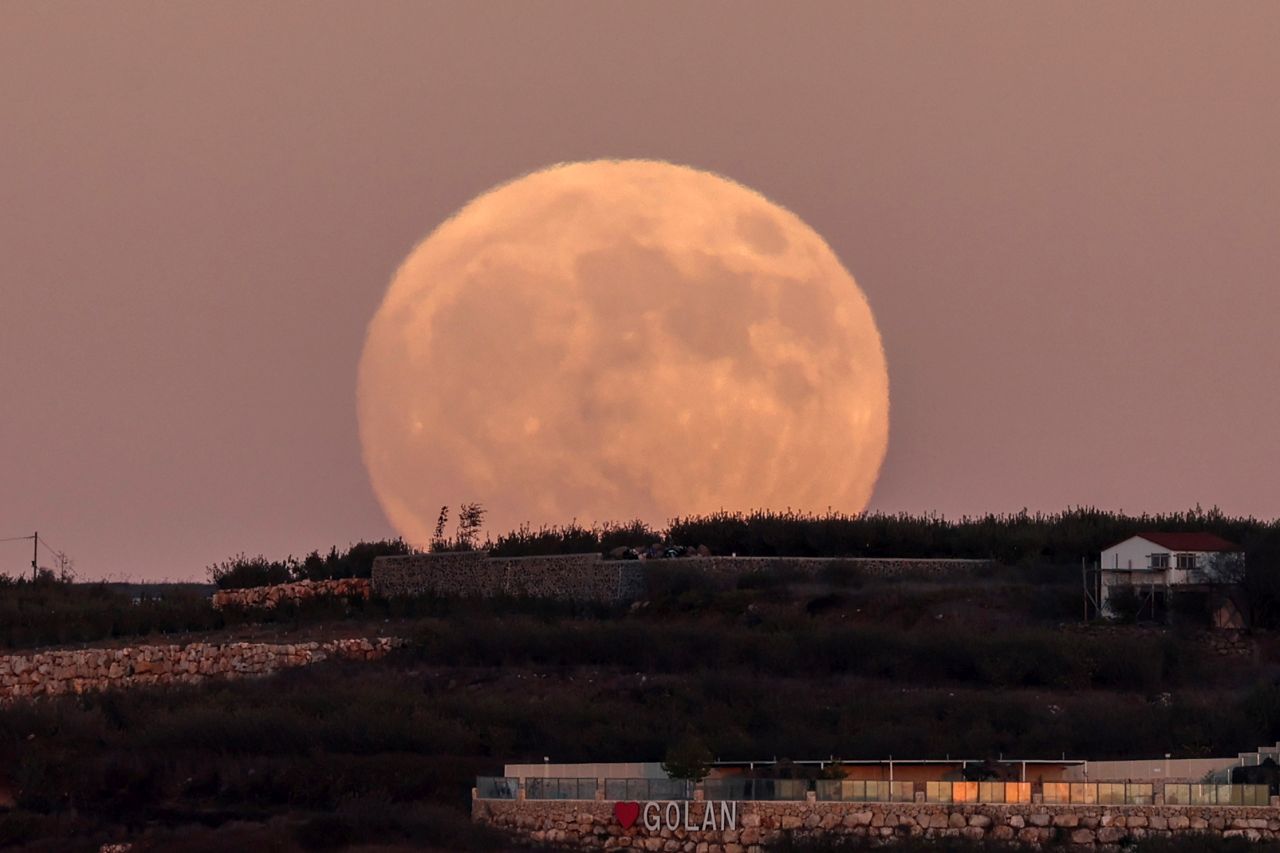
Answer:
[475, 776, 519, 800]
[703, 778, 810, 801]
[525, 777, 597, 800]
[604, 778, 694, 801]
[1164, 784, 1270, 806]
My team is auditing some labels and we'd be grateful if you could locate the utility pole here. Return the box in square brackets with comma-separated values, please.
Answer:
[32, 531, 38, 582]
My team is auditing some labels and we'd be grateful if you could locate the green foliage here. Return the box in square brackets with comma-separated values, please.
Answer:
[207, 553, 294, 590]
[0, 576, 221, 649]
[488, 519, 658, 557]
[666, 505, 1273, 564]
[208, 539, 412, 589]
[407, 612, 1200, 692]
[294, 538, 412, 582]
[3, 575, 1280, 847]
[428, 502, 491, 552]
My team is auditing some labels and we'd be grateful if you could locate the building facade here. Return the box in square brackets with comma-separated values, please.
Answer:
[1098, 532, 1244, 623]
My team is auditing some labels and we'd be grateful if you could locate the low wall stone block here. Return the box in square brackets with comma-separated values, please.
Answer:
[372, 554, 987, 604]
[0, 637, 403, 702]
[473, 799, 1280, 850]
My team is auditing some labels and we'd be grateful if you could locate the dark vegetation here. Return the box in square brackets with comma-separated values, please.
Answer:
[4, 566, 1280, 849]
[4, 507, 1280, 848]
[0, 574, 221, 650]
[200, 506, 1280, 626]
[513, 505, 1279, 564]
[207, 538, 412, 590]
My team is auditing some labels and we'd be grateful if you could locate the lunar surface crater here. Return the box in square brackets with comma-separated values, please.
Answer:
[358, 159, 889, 544]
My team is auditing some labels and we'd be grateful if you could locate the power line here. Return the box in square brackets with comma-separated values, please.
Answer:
[2, 532, 73, 580]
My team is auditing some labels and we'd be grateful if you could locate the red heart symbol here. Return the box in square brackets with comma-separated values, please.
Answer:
[614, 801, 640, 829]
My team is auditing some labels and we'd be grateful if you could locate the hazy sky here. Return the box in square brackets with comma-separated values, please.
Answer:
[3, 3, 1278, 580]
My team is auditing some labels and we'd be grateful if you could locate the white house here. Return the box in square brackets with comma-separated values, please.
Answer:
[1098, 532, 1245, 622]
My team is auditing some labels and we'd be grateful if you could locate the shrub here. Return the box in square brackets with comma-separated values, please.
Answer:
[207, 554, 293, 590]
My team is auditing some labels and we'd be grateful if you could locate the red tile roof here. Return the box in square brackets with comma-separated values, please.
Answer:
[1134, 532, 1241, 552]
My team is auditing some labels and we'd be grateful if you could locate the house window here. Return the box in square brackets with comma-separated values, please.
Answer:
[1176, 553, 1198, 571]
[1150, 553, 1170, 570]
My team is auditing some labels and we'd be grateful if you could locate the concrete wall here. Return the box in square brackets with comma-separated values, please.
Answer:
[474, 798, 1280, 850]
[1102, 537, 1164, 572]
[0, 637, 402, 701]
[1064, 757, 1239, 783]
[372, 553, 989, 604]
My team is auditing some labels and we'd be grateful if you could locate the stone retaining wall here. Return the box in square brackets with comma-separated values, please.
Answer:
[0, 637, 402, 701]
[372, 554, 986, 604]
[372, 553, 646, 603]
[211, 578, 372, 610]
[474, 798, 1280, 850]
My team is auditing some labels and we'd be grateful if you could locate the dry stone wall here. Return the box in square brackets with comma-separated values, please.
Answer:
[211, 577, 372, 610]
[474, 798, 1280, 850]
[0, 637, 402, 701]
[372, 553, 646, 603]
[372, 554, 985, 604]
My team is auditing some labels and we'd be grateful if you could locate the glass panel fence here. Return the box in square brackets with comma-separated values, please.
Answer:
[1042, 783, 1069, 805]
[1126, 783, 1155, 805]
[890, 781, 916, 802]
[1097, 783, 1126, 805]
[1070, 783, 1098, 804]
[978, 782, 1032, 804]
[1043, 783, 1102, 804]
[815, 780, 913, 802]
[1146, 783, 1267, 806]
[604, 779, 693, 801]
[526, 777, 597, 800]
[1242, 785, 1270, 806]
[476, 777, 518, 800]
[926, 782, 1031, 803]
[703, 779, 809, 801]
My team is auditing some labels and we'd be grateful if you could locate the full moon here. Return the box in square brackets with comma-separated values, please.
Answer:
[358, 160, 889, 544]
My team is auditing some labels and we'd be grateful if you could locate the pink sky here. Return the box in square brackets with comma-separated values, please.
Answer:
[2, 3, 1278, 580]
